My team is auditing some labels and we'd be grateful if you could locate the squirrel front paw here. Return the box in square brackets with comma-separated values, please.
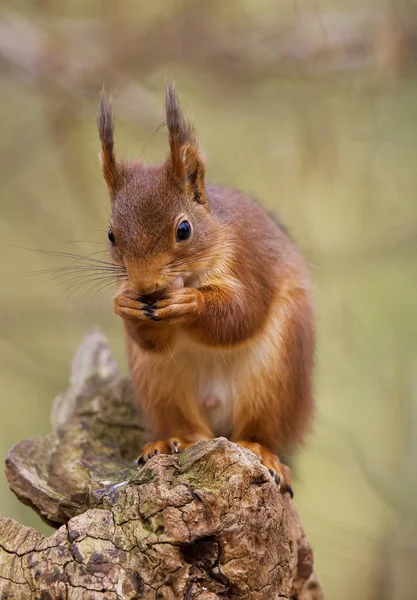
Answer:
[115, 288, 203, 325]
[114, 290, 155, 323]
[148, 288, 203, 324]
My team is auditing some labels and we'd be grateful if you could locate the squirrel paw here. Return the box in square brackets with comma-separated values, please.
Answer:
[114, 291, 155, 323]
[115, 288, 202, 325]
[149, 288, 203, 323]
[137, 438, 196, 466]
[235, 440, 293, 498]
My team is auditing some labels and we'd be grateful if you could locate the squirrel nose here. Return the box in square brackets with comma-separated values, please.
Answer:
[124, 261, 164, 296]
[133, 280, 166, 296]
[135, 283, 157, 295]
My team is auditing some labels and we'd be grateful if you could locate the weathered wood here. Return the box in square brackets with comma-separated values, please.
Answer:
[0, 330, 323, 599]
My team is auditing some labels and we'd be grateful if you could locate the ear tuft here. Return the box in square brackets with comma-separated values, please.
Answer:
[97, 89, 121, 199]
[165, 82, 206, 202]
[165, 82, 196, 158]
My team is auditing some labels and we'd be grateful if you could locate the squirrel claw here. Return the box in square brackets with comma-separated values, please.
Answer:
[172, 440, 179, 453]
[268, 468, 282, 490]
[235, 441, 293, 497]
[286, 484, 294, 499]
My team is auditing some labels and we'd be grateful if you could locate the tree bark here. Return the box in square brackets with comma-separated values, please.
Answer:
[0, 329, 323, 599]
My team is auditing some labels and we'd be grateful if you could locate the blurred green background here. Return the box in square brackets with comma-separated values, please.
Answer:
[1, 1, 417, 598]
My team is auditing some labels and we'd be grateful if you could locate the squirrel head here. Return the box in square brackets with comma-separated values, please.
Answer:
[98, 83, 219, 297]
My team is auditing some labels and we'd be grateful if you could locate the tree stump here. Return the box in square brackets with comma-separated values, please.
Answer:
[0, 330, 323, 599]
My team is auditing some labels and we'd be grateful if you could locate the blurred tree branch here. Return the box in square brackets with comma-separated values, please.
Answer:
[1, 4, 416, 101]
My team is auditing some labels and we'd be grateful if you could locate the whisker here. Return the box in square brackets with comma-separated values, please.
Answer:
[88, 278, 124, 303]
[14, 244, 129, 304]
[47, 270, 121, 291]
[57, 272, 121, 292]
[58, 273, 124, 301]
[19, 266, 125, 282]
[78, 279, 114, 303]
[14, 246, 119, 268]
[61, 241, 108, 247]
[19, 263, 124, 276]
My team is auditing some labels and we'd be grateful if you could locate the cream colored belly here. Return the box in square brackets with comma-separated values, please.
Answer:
[172, 333, 245, 436]
[196, 374, 235, 436]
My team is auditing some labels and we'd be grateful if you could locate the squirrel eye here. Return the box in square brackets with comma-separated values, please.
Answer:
[108, 228, 116, 245]
[176, 220, 192, 242]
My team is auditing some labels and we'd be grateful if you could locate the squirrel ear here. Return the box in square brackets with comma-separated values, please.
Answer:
[181, 144, 207, 205]
[97, 90, 124, 200]
[165, 82, 206, 204]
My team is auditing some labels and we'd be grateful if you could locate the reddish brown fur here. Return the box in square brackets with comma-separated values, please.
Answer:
[98, 83, 315, 492]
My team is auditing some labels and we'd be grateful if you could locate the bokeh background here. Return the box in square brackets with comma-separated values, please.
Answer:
[1, 1, 417, 598]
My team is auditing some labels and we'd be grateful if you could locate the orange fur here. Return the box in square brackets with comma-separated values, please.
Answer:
[98, 83, 315, 495]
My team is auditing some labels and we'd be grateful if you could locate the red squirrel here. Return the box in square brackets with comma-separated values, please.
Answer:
[98, 83, 315, 495]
